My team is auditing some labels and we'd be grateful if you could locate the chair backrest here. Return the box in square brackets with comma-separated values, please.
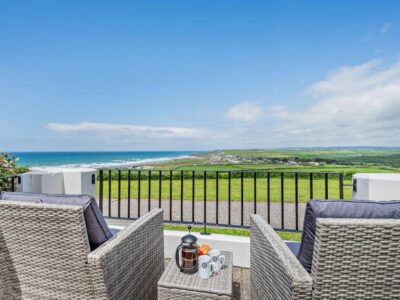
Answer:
[0, 192, 113, 250]
[0, 201, 95, 299]
[311, 218, 400, 299]
[299, 199, 400, 273]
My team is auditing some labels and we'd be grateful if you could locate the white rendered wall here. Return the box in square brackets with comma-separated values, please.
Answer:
[164, 230, 251, 268]
[17, 168, 97, 198]
[108, 226, 251, 268]
[353, 173, 400, 201]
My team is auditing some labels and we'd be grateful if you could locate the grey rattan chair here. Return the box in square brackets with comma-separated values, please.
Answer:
[250, 215, 400, 300]
[0, 201, 164, 300]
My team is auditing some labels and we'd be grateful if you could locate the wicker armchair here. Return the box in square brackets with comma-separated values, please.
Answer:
[0, 201, 164, 300]
[250, 215, 400, 300]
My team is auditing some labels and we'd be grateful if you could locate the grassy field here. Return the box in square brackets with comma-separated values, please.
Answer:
[155, 148, 400, 172]
[98, 148, 400, 202]
[98, 177, 353, 202]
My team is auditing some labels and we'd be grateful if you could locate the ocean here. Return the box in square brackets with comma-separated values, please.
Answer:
[11, 151, 201, 169]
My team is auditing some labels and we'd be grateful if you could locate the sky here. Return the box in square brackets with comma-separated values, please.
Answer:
[1, 0, 400, 151]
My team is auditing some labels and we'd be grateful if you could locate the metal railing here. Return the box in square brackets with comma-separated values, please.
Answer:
[0, 171, 350, 232]
[97, 169, 349, 232]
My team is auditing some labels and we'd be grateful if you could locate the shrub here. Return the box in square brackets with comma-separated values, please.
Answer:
[0, 152, 18, 178]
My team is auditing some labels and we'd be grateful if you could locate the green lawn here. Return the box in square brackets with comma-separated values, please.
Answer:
[164, 224, 302, 241]
[151, 160, 399, 174]
[99, 148, 399, 239]
[97, 148, 400, 203]
[98, 177, 353, 202]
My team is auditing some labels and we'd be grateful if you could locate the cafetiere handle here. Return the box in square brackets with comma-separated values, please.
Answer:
[175, 244, 184, 272]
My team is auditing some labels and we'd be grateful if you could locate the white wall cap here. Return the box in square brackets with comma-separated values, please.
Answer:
[354, 173, 400, 180]
[24, 168, 96, 174]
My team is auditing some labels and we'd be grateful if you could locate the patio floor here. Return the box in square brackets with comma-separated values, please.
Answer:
[102, 198, 306, 230]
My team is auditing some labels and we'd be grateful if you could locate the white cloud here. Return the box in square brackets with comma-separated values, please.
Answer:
[379, 22, 391, 34]
[270, 59, 400, 146]
[45, 60, 400, 149]
[225, 102, 263, 122]
[47, 122, 204, 138]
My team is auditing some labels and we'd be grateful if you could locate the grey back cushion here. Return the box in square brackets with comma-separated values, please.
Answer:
[0, 191, 43, 203]
[0, 192, 113, 250]
[299, 199, 400, 273]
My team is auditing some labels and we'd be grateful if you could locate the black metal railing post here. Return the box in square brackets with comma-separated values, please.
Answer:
[180, 170, 184, 222]
[267, 172, 271, 224]
[159, 170, 162, 209]
[253, 172, 257, 214]
[228, 171, 231, 226]
[138, 170, 141, 218]
[192, 171, 195, 223]
[281, 172, 284, 230]
[295, 172, 299, 231]
[108, 170, 112, 217]
[99, 170, 103, 212]
[240, 172, 244, 227]
[169, 170, 173, 221]
[118, 170, 121, 218]
[325, 173, 329, 199]
[216, 171, 219, 224]
[11, 176, 15, 192]
[148, 170, 152, 212]
[339, 173, 344, 199]
[128, 170, 131, 218]
[201, 171, 209, 235]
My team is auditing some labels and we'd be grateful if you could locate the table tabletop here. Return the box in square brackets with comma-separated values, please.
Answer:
[158, 251, 233, 295]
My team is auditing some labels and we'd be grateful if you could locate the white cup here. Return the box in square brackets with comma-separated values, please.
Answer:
[198, 255, 214, 279]
[208, 249, 225, 273]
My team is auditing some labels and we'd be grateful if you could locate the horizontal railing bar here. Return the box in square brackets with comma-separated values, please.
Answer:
[96, 169, 345, 175]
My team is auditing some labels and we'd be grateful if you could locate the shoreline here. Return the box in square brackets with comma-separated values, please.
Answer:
[28, 154, 201, 170]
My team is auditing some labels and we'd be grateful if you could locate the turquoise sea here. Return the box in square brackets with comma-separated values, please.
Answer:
[11, 151, 201, 169]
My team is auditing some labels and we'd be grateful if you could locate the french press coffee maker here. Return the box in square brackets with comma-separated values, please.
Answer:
[175, 225, 198, 274]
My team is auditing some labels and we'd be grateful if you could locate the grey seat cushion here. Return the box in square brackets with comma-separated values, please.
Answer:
[298, 199, 400, 273]
[109, 227, 121, 236]
[285, 241, 301, 257]
[0, 192, 113, 250]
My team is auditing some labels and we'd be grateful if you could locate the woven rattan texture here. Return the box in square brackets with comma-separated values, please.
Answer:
[250, 215, 312, 300]
[311, 218, 400, 300]
[88, 208, 164, 300]
[158, 251, 233, 299]
[0, 201, 164, 300]
[0, 201, 93, 299]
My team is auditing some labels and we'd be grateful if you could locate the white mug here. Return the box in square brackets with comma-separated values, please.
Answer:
[198, 255, 214, 279]
[208, 249, 225, 273]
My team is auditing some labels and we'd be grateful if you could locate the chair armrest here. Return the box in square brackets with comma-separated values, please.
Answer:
[250, 215, 312, 300]
[88, 209, 164, 300]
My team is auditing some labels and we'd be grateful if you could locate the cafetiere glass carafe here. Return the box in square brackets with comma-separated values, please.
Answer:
[175, 226, 198, 274]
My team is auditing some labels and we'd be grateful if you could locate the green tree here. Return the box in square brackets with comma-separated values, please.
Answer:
[0, 152, 21, 191]
[0, 152, 18, 178]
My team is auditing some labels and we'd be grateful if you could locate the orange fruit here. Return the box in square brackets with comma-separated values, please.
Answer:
[199, 244, 211, 255]
[197, 247, 204, 256]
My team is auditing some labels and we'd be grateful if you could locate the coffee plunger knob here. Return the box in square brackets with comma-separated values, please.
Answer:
[188, 225, 192, 234]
